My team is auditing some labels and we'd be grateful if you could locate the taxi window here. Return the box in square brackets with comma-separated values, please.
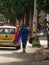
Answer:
[0, 28, 16, 34]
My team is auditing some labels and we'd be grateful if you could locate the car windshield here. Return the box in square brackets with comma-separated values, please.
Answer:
[0, 28, 16, 34]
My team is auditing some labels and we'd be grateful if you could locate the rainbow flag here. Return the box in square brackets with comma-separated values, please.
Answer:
[13, 18, 23, 44]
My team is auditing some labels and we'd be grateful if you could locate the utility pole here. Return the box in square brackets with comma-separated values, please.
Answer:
[33, 0, 37, 36]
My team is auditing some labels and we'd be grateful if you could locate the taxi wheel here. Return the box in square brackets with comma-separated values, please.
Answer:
[16, 46, 20, 50]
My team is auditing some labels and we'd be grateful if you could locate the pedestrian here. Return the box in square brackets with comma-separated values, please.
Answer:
[37, 23, 41, 33]
[43, 26, 47, 35]
[21, 25, 29, 53]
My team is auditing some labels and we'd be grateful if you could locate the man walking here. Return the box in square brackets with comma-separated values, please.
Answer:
[21, 25, 29, 52]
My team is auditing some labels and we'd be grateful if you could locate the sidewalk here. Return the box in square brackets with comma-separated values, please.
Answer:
[27, 41, 49, 53]
[27, 41, 49, 65]
[13, 40, 49, 65]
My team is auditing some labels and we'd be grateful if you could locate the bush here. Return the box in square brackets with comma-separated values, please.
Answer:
[29, 36, 40, 47]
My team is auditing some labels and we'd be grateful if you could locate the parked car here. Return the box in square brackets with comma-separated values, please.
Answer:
[0, 25, 21, 50]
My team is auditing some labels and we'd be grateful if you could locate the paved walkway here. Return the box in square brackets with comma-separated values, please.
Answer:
[12, 41, 49, 65]
[0, 41, 49, 65]
[0, 34, 49, 65]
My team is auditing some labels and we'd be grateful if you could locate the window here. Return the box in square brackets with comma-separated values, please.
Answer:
[0, 28, 15, 34]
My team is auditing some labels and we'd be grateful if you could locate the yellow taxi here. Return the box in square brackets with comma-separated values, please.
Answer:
[0, 25, 21, 50]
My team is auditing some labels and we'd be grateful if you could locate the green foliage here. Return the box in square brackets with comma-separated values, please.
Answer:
[0, 0, 34, 20]
[37, 0, 49, 13]
[46, 0, 49, 13]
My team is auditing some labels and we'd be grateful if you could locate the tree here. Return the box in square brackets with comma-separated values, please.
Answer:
[37, 0, 49, 13]
[0, 0, 34, 25]
[46, 0, 49, 13]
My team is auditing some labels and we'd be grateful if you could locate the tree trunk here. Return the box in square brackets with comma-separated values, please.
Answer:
[29, 8, 32, 36]
[24, 13, 26, 25]
[10, 18, 16, 26]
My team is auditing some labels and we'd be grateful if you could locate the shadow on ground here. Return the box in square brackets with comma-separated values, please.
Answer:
[0, 47, 16, 51]
[0, 50, 49, 65]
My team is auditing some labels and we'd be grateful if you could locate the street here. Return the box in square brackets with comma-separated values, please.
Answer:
[0, 44, 36, 65]
[0, 0, 49, 65]
[0, 42, 36, 65]
[0, 40, 49, 65]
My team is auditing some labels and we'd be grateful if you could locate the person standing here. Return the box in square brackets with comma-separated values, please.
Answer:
[21, 25, 29, 52]
[43, 26, 47, 35]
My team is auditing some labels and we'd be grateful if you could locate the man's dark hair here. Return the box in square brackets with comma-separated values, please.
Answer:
[23, 24, 27, 27]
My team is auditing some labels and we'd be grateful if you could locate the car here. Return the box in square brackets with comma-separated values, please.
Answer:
[0, 25, 21, 50]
